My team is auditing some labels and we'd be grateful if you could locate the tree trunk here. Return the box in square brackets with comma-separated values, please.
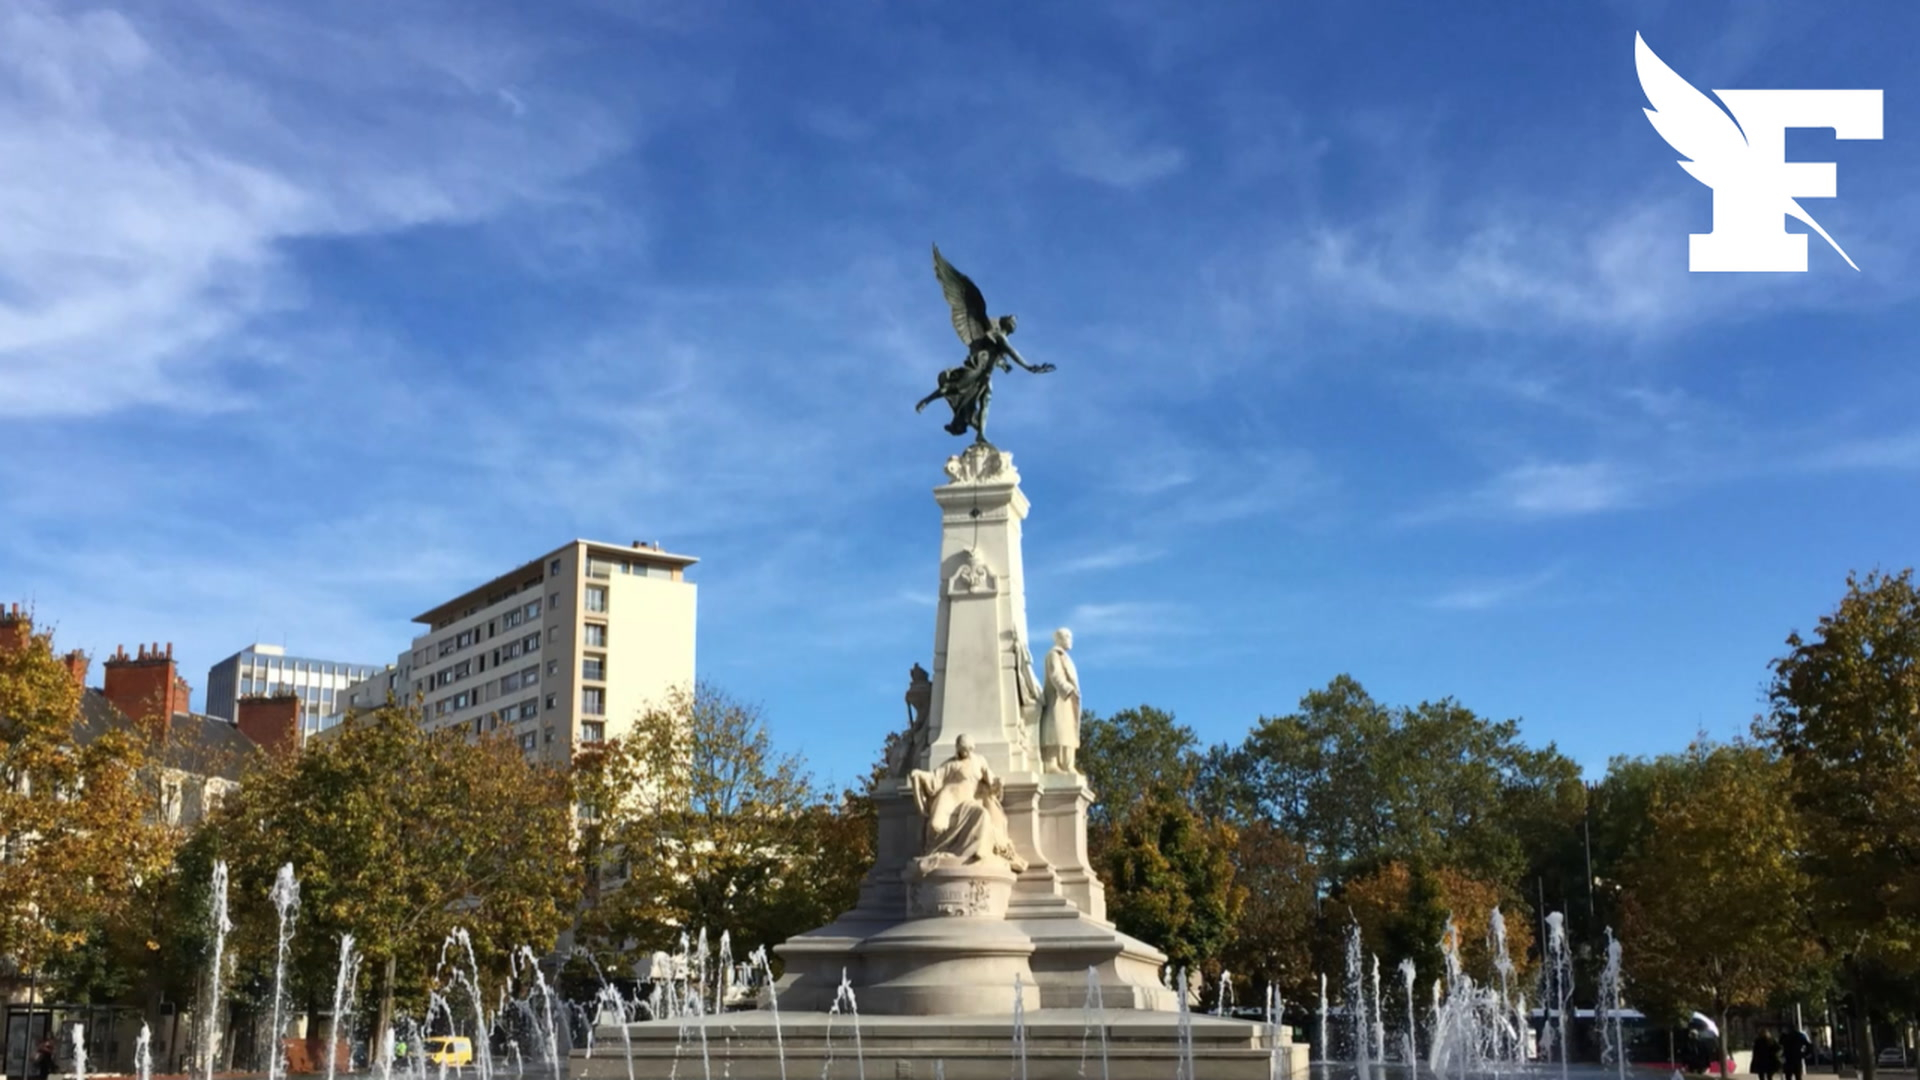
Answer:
[377, 953, 397, 1063]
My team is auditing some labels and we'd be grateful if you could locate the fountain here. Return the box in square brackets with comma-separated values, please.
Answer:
[266, 865, 300, 1080]
[570, 436, 1303, 1078]
[136, 1022, 152, 1080]
[328, 935, 360, 1080]
[1400, 959, 1417, 1078]
[1595, 928, 1627, 1080]
[1347, 925, 1371, 1080]
[1544, 913, 1573, 1080]
[204, 860, 232, 1080]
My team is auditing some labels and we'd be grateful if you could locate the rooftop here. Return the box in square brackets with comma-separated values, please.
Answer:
[412, 538, 697, 626]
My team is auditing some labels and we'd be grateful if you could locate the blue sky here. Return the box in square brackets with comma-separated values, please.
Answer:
[5, 0, 1919, 791]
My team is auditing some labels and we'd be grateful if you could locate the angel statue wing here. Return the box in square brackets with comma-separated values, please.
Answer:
[1635, 32, 1859, 270]
[932, 243, 993, 347]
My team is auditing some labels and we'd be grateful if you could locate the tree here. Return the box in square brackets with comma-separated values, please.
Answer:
[206, 702, 578, 1043]
[1079, 705, 1201, 834]
[1102, 790, 1245, 976]
[1339, 861, 1536, 991]
[575, 683, 845, 964]
[1617, 741, 1815, 1066]
[1760, 569, 1920, 1077]
[1227, 676, 1581, 891]
[1, 622, 173, 992]
[1219, 821, 1319, 1002]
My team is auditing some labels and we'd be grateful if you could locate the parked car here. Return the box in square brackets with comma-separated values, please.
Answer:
[425, 1036, 474, 1067]
[1877, 1046, 1909, 1067]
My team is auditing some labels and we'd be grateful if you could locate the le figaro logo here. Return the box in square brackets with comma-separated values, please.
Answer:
[1636, 33, 1882, 272]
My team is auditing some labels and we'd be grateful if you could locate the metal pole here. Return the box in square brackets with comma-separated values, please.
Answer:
[1584, 784, 1597, 921]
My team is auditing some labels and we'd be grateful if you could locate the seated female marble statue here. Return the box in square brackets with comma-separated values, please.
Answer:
[909, 734, 1027, 873]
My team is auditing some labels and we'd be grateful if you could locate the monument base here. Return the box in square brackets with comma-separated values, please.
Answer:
[576, 1012, 1309, 1080]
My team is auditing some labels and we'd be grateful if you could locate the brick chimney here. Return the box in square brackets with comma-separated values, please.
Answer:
[0, 603, 30, 657]
[102, 642, 192, 740]
[61, 649, 90, 693]
[236, 693, 303, 757]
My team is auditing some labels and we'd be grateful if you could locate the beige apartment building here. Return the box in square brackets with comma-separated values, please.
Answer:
[338, 539, 696, 761]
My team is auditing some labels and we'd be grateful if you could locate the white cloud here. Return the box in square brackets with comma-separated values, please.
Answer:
[0, 0, 630, 418]
[1426, 565, 1564, 612]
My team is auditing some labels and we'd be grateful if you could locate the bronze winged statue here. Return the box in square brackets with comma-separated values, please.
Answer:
[916, 244, 1054, 442]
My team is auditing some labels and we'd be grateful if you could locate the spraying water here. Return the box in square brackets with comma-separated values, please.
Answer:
[715, 932, 733, 1017]
[1346, 925, 1371, 1080]
[204, 861, 233, 1080]
[1216, 971, 1234, 1017]
[328, 934, 360, 1080]
[136, 1023, 152, 1080]
[1317, 972, 1329, 1073]
[1078, 966, 1109, 1080]
[1173, 969, 1195, 1080]
[514, 946, 564, 1071]
[1265, 984, 1285, 1080]
[69, 1024, 86, 1080]
[266, 865, 300, 1080]
[1400, 958, 1418, 1076]
[446, 930, 494, 1080]
[1371, 954, 1387, 1065]
[1011, 973, 1029, 1080]
[378, 1027, 394, 1080]
[1596, 927, 1627, 1080]
[749, 947, 787, 1080]
[1544, 912, 1572, 1080]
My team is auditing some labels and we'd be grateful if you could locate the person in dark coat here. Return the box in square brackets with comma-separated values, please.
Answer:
[1781, 1028, 1812, 1080]
[1754, 1029, 1782, 1080]
[32, 1036, 56, 1080]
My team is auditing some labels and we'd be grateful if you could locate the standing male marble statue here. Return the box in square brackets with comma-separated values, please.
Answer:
[1040, 627, 1081, 774]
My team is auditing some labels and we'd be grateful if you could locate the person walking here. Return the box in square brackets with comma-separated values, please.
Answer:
[32, 1035, 57, 1080]
[1781, 1027, 1812, 1080]
[1755, 1028, 1783, 1080]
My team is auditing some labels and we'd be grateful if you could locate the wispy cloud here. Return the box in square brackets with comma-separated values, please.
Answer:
[0, 0, 631, 418]
[1056, 544, 1164, 574]
[1425, 565, 1565, 612]
[1404, 461, 1639, 525]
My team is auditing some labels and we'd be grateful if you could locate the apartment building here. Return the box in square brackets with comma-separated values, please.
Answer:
[341, 539, 696, 762]
[204, 644, 382, 735]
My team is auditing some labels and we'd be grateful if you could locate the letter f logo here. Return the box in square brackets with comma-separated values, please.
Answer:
[1637, 33, 1882, 272]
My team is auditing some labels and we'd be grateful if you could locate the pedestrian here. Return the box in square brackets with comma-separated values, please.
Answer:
[32, 1036, 56, 1080]
[1781, 1027, 1812, 1080]
[1754, 1028, 1782, 1080]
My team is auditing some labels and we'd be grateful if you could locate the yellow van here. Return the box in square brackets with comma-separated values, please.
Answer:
[424, 1037, 473, 1066]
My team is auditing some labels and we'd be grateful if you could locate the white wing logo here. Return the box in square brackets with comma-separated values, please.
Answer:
[1636, 32, 1866, 272]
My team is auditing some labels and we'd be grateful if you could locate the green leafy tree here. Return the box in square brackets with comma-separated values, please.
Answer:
[1, 622, 173, 994]
[206, 702, 578, 1042]
[1760, 569, 1920, 1076]
[1617, 741, 1815, 1066]
[1102, 790, 1245, 976]
[1228, 676, 1580, 891]
[575, 683, 853, 965]
[1079, 705, 1201, 834]
[1218, 821, 1319, 1001]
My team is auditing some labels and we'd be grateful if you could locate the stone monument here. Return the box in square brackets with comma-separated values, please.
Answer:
[580, 245, 1303, 1080]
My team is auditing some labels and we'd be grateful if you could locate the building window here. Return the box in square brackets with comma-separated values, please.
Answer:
[545, 693, 558, 711]
[519, 699, 539, 720]
[582, 687, 605, 715]
[587, 558, 614, 579]
[520, 732, 537, 753]
[584, 623, 608, 647]
[547, 659, 558, 677]
[582, 655, 606, 681]
[522, 632, 541, 653]
[522, 664, 540, 686]
[526, 599, 541, 619]
[550, 558, 562, 577]
[544, 726, 556, 744]
[550, 591, 561, 611]
[582, 721, 606, 743]
[585, 586, 608, 613]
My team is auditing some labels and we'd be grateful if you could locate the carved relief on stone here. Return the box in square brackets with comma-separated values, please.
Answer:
[907, 876, 997, 918]
[943, 442, 1019, 486]
[946, 549, 999, 596]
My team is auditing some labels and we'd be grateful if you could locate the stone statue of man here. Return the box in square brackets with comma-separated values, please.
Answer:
[1040, 627, 1080, 774]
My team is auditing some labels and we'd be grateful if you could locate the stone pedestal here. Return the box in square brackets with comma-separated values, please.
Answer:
[772, 441, 1175, 1016]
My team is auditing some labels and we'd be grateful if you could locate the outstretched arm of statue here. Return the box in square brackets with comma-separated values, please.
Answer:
[1005, 343, 1054, 374]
